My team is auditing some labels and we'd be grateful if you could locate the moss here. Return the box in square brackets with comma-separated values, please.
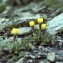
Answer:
[0, 3, 6, 13]
[44, 0, 56, 7]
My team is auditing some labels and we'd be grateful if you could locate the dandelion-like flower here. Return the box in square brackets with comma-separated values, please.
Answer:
[37, 17, 43, 24]
[41, 24, 46, 30]
[11, 28, 18, 35]
[29, 21, 35, 27]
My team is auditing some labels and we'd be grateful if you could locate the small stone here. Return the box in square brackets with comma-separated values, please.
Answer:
[56, 41, 63, 49]
[39, 60, 50, 63]
[38, 46, 45, 50]
[44, 60, 50, 63]
[47, 52, 55, 62]
[5, 18, 9, 22]
[38, 52, 41, 55]
[55, 61, 63, 63]
[29, 55, 35, 59]
[33, 50, 38, 53]
[45, 48, 50, 51]
[26, 59, 32, 63]
[37, 55, 41, 58]
[24, 52, 31, 55]
[39, 61, 44, 63]
[15, 58, 24, 63]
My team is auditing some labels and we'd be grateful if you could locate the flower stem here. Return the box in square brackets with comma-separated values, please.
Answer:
[39, 24, 42, 43]
[32, 26, 34, 35]
[42, 30, 45, 36]
[14, 35, 17, 41]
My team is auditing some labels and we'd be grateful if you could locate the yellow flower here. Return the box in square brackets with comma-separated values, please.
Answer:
[41, 24, 46, 30]
[37, 17, 43, 24]
[29, 21, 35, 27]
[11, 28, 18, 35]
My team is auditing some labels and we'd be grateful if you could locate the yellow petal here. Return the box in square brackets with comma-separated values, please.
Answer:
[29, 21, 35, 27]
[37, 17, 43, 24]
[41, 24, 46, 30]
[11, 28, 18, 35]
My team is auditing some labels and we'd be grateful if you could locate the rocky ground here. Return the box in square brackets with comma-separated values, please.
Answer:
[0, 0, 63, 63]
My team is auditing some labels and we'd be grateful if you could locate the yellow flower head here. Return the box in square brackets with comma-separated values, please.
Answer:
[29, 21, 35, 27]
[41, 24, 46, 30]
[37, 17, 43, 24]
[11, 28, 18, 35]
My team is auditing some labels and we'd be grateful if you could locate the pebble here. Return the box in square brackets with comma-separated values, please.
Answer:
[38, 46, 45, 50]
[26, 59, 32, 63]
[29, 55, 36, 59]
[47, 52, 55, 62]
[55, 62, 63, 63]
[15, 58, 24, 63]
[39, 60, 50, 63]
[39, 61, 44, 63]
